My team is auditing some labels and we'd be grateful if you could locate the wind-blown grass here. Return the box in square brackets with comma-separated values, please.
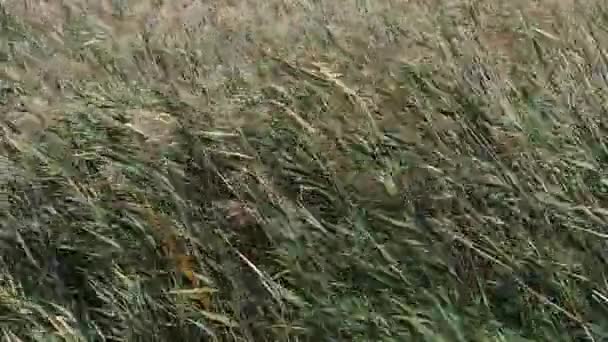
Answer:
[1, 0, 608, 340]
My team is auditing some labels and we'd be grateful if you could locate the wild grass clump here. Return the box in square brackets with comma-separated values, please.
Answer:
[1, 0, 608, 340]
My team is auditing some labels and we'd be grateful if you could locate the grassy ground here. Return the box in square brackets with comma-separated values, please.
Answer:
[1, 0, 608, 340]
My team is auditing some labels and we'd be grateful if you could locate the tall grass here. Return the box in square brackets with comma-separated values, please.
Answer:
[1, 0, 608, 340]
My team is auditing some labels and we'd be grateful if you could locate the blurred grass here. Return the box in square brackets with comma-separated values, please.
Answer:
[1, 0, 608, 340]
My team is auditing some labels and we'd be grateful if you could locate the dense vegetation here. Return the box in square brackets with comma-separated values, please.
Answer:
[1, 1, 608, 340]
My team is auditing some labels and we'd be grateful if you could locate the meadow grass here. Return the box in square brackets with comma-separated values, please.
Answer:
[1, 0, 608, 340]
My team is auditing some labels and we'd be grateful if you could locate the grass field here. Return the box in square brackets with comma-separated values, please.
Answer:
[1, 0, 608, 340]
